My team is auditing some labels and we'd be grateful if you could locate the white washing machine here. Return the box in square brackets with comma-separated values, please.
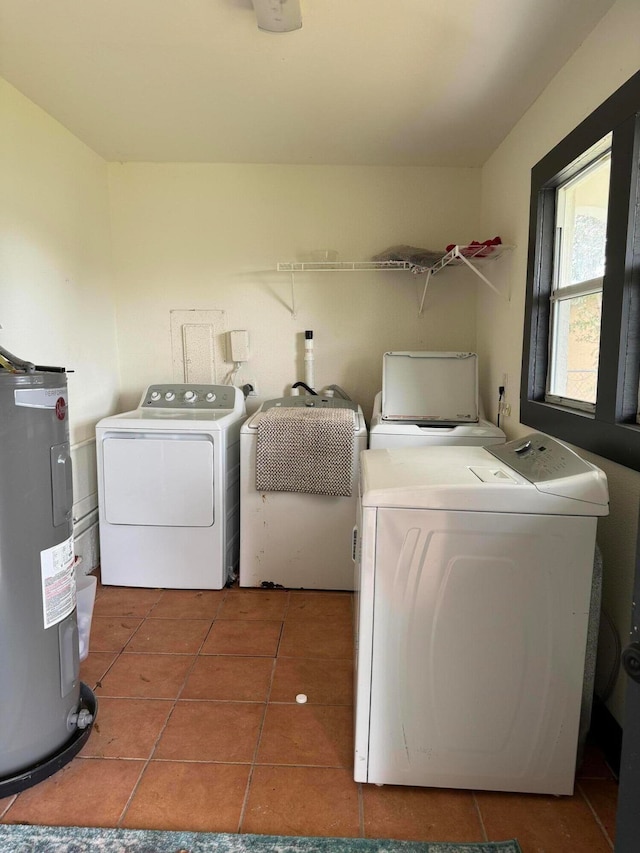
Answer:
[96, 384, 246, 590]
[369, 351, 505, 449]
[369, 392, 505, 448]
[354, 433, 609, 795]
[240, 396, 368, 590]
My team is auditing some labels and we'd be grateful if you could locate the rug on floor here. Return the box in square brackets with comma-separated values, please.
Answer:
[0, 825, 523, 853]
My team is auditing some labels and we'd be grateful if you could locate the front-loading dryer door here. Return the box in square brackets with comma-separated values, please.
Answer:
[102, 433, 214, 527]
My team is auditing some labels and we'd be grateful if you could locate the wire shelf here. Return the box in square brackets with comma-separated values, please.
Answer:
[276, 245, 514, 316]
[277, 261, 412, 272]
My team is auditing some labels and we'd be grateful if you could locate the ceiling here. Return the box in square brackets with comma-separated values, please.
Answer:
[0, 0, 615, 167]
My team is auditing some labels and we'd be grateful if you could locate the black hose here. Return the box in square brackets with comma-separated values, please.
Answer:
[34, 364, 67, 373]
[292, 381, 317, 395]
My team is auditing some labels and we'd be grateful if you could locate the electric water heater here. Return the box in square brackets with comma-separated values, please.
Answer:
[0, 353, 95, 795]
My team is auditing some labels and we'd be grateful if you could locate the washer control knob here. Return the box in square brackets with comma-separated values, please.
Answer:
[205, 392, 216, 402]
[164, 391, 175, 402]
[183, 390, 197, 403]
[514, 440, 532, 455]
[150, 390, 161, 401]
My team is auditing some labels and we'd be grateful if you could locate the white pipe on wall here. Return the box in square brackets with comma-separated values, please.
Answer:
[304, 330, 314, 391]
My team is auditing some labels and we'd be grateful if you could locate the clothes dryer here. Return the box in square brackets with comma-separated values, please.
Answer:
[240, 396, 367, 590]
[353, 434, 609, 795]
[96, 384, 246, 589]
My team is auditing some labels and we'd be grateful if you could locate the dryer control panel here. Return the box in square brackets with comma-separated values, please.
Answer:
[140, 384, 241, 411]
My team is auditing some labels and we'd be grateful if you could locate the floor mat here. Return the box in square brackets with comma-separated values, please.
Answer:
[0, 826, 523, 853]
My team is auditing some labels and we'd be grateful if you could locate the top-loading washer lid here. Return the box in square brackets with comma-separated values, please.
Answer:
[360, 439, 608, 516]
[381, 351, 478, 424]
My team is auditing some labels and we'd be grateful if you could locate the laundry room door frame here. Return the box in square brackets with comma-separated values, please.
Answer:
[615, 499, 640, 851]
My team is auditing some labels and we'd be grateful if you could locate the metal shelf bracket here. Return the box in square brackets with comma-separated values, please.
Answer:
[417, 244, 513, 314]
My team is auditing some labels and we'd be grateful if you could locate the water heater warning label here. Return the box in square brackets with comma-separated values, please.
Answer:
[40, 535, 75, 630]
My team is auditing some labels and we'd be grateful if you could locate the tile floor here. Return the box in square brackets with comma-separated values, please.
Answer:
[0, 581, 618, 851]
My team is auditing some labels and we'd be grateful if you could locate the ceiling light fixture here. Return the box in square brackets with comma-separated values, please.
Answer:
[252, 0, 302, 33]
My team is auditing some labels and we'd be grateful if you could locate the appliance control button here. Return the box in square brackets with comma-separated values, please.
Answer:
[514, 441, 532, 455]
[183, 390, 197, 402]
[164, 391, 176, 402]
[150, 390, 161, 401]
[205, 392, 216, 402]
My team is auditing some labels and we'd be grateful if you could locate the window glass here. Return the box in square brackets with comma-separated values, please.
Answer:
[548, 291, 602, 404]
[546, 145, 611, 408]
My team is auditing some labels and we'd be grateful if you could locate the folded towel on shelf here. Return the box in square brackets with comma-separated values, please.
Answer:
[256, 407, 355, 497]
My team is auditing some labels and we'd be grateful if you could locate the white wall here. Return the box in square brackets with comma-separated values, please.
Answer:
[108, 163, 482, 419]
[0, 78, 120, 443]
[1, 79, 120, 569]
[477, 0, 640, 724]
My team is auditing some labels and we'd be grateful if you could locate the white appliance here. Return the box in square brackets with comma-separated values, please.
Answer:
[96, 384, 246, 590]
[370, 352, 505, 449]
[382, 351, 479, 423]
[240, 396, 368, 590]
[370, 392, 505, 449]
[354, 433, 609, 795]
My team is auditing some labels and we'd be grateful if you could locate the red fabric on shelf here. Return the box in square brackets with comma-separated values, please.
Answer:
[445, 236, 502, 258]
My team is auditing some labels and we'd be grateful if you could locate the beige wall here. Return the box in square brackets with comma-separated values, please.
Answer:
[0, 78, 120, 443]
[477, 0, 640, 724]
[1, 78, 120, 570]
[107, 162, 482, 418]
[4, 1, 638, 728]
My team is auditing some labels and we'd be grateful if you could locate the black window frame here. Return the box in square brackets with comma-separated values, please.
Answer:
[521, 69, 640, 472]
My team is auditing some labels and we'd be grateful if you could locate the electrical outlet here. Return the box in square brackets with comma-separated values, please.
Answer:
[498, 375, 509, 417]
[242, 380, 258, 397]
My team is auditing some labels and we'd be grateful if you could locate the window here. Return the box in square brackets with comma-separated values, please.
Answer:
[547, 139, 610, 410]
[521, 70, 640, 472]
